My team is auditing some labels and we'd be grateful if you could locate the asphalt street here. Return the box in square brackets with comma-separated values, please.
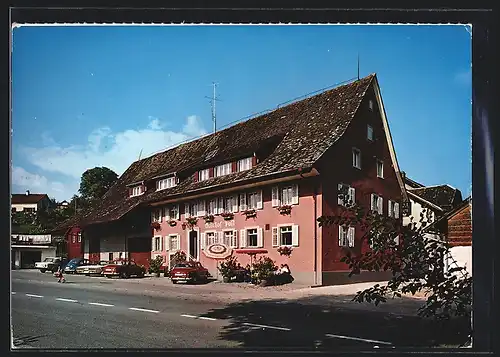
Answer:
[11, 270, 469, 349]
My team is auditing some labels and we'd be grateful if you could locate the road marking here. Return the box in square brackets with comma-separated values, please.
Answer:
[25, 294, 43, 298]
[88, 302, 114, 307]
[11, 292, 16, 295]
[181, 314, 217, 321]
[56, 298, 78, 303]
[243, 322, 291, 331]
[129, 307, 159, 313]
[325, 333, 392, 345]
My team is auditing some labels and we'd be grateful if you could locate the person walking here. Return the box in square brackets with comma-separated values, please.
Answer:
[56, 265, 66, 283]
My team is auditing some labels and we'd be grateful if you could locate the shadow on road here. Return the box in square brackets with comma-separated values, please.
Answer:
[201, 295, 470, 349]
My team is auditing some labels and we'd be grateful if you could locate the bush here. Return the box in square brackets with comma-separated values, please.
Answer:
[251, 256, 278, 285]
[218, 255, 239, 281]
[170, 251, 187, 268]
[149, 255, 164, 275]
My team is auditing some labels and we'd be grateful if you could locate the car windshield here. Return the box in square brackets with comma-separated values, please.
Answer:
[68, 259, 80, 264]
[43, 258, 55, 262]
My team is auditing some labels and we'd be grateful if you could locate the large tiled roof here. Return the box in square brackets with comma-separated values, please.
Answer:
[61, 74, 377, 229]
[409, 185, 463, 212]
[12, 193, 48, 205]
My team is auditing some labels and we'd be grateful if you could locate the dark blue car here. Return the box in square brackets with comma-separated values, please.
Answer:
[64, 258, 90, 274]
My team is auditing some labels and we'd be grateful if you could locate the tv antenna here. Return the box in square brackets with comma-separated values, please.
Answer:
[357, 53, 360, 80]
[205, 82, 221, 133]
[138, 148, 143, 160]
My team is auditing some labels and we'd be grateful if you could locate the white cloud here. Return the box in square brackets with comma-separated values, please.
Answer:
[11, 166, 76, 200]
[15, 115, 207, 201]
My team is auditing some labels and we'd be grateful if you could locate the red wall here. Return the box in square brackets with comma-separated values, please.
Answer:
[66, 226, 83, 260]
[318, 85, 403, 272]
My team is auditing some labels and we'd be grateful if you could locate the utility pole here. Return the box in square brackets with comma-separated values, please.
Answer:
[205, 82, 221, 133]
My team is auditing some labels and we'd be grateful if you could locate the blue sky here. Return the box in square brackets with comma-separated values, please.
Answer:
[12, 25, 471, 201]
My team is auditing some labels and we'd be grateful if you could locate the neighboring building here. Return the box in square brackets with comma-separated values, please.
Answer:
[11, 234, 56, 269]
[11, 191, 51, 213]
[55, 74, 407, 285]
[57, 200, 70, 209]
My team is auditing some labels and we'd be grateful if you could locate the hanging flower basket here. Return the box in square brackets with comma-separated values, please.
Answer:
[277, 246, 293, 257]
[181, 222, 187, 230]
[151, 221, 161, 231]
[277, 205, 292, 216]
[167, 220, 177, 227]
[221, 212, 234, 221]
[203, 214, 215, 223]
[241, 209, 257, 219]
[185, 217, 198, 229]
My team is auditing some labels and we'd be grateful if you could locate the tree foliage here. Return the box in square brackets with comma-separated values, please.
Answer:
[317, 195, 471, 323]
[79, 167, 118, 207]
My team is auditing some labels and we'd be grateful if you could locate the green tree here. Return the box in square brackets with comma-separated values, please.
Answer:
[317, 195, 471, 324]
[78, 167, 118, 207]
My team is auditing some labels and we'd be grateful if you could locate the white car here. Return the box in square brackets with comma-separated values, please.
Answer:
[35, 257, 65, 273]
[76, 261, 109, 276]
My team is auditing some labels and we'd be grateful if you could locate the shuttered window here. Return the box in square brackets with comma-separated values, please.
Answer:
[170, 204, 180, 220]
[237, 157, 252, 172]
[339, 226, 354, 247]
[131, 185, 143, 197]
[371, 194, 383, 214]
[280, 226, 293, 246]
[376, 159, 384, 178]
[198, 169, 210, 181]
[273, 184, 299, 206]
[197, 200, 206, 217]
[156, 177, 176, 190]
[153, 236, 162, 251]
[247, 228, 258, 247]
[215, 163, 232, 177]
[206, 232, 217, 246]
[207, 199, 217, 215]
[338, 184, 355, 207]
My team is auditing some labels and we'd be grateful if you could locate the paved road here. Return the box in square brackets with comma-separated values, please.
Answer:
[11, 270, 469, 349]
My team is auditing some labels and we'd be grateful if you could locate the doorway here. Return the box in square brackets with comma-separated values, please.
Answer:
[189, 230, 198, 260]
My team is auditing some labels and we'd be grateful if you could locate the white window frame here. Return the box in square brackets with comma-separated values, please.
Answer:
[246, 227, 259, 248]
[338, 226, 355, 248]
[204, 230, 218, 247]
[131, 185, 143, 197]
[376, 159, 384, 179]
[388, 200, 400, 219]
[223, 195, 238, 213]
[167, 234, 180, 251]
[337, 183, 355, 207]
[272, 224, 299, 247]
[367, 124, 374, 141]
[272, 184, 299, 207]
[215, 163, 232, 177]
[207, 198, 217, 215]
[169, 204, 180, 220]
[279, 225, 293, 247]
[198, 169, 210, 181]
[77, 232, 82, 243]
[222, 229, 238, 248]
[153, 235, 162, 252]
[237, 157, 252, 172]
[371, 194, 383, 215]
[156, 177, 176, 191]
[368, 99, 374, 111]
[352, 148, 361, 169]
[151, 209, 162, 223]
[247, 192, 259, 210]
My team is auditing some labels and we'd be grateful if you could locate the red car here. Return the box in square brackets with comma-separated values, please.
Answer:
[102, 259, 146, 278]
[170, 261, 210, 284]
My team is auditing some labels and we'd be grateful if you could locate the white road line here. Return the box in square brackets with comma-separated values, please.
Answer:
[88, 302, 114, 307]
[325, 333, 393, 345]
[25, 294, 43, 298]
[129, 307, 159, 314]
[243, 322, 291, 331]
[181, 314, 217, 321]
[181, 314, 198, 318]
[11, 292, 16, 295]
[56, 298, 78, 303]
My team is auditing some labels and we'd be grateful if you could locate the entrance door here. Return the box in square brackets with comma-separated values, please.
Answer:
[189, 231, 198, 260]
[20, 250, 42, 269]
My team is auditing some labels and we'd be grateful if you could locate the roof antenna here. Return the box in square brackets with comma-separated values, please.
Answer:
[138, 148, 143, 160]
[357, 53, 360, 80]
[205, 82, 221, 133]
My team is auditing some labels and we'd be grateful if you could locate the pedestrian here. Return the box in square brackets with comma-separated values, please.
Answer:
[56, 265, 65, 283]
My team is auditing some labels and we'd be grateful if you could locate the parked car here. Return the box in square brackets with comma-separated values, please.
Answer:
[76, 260, 109, 276]
[35, 257, 68, 273]
[102, 259, 146, 278]
[170, 261, 209, 284]
[64, 258, 91, 274]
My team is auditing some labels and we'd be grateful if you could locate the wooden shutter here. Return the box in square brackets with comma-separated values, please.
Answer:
[164, 207, 170, 221]
[217, 197, 224, 214]
[151, 237, 156, 251]
[231, 162, 237, 173]
[338, 226, 344, 247]
[141, 185, 146, 194]
[200, 232, 206, 250]
[239, 193, 247, 211]
[257, 228, 264, 248]
[251, 156, 257, 167]
[165, 236, 170, 251]
[256, 190, 263, 209]
[193, 171, 199, 183]
[174, 204, 180, 220]
[377, 196, 383, 214]
[338, 184, 344, 206]
[272, 227, 279, 247]
[388, 200, 393, 217]
[348, 187, 356, 206]
[394, 203, 400, 219]
[348, 227, 355, 247]
[232, 196, 239, 213]
[239, 229, 246, 248]
[272, 186, 280, 207]
[291, 184, 299, 205]
[198, 200, 206, 217]
[370, 194, 376, 211]
[185, 203, 190, 218]
[232, 230, 238, 248]
[292, 225, 299, 247]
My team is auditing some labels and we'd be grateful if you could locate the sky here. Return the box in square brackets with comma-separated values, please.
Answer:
[11, 25, 472, 202]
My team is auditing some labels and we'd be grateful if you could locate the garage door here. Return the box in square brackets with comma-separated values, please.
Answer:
[21, 251, 42, 269]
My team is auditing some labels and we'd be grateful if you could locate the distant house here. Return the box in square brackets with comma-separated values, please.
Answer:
[11, 190, 51, 213]
[11, 234, 56, 269]
[57, 200, 70, 209]
[55, 74, 408, 286]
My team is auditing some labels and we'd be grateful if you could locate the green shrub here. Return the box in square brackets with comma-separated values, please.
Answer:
[251, 256, 278, 285]
[218, 255, 239, 280]
[149, 255, 164, 274]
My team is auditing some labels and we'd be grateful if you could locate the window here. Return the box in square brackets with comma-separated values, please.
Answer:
[207, 199, 217, 215]
[272, 225, 299, 247]
[169, 204, 179, 220]
[338, 183, 355, 207]
[185, 202, 197, 218]
[280, 226, 293, 246]
[206, 232, 217, 246]
[223, 230, 238, 248]
[376, 159, 384, 178]
[198, 169, 210, 181]
[11, 207, 16, 213]
[152, 209, 161, 222]
[247, 192, 258, 210]
[224, 196, 237, 213]
[131, 185, 143, 197]
[247, 229, 258, 247]
[24, 207, 35, 212]
[352, 148, 361, 169]
[272, 185, 299, 207]
[368, 99, 374, 111]
[215, 163, 232, 177]
[156, 177, 176, 191]
[367, 125, 374, 141]
[388, 200, 400, 219]
[109, 253, 113, 261]
[371, 194, 383, 214]
[169, 235, 180, 251]
[281, 186, 294, 205]
[77, 233, 82, 243]
[72, 235, 76, 243]
[153, 236, 162, 251]
[338, 226, 355, 247]
[237, 157, 252, 172]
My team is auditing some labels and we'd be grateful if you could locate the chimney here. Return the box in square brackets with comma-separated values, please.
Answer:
[25, 190, 30, 196]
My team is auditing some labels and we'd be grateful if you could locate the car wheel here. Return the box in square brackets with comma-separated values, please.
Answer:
[172, 280, 177, 284]
[120, 272, 128, 279]
[39, 269, 46, 273]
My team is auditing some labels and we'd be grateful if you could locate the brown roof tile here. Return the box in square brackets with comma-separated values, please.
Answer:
[66, 74, 377, 228]
[11, 193, 48, 205]
[409, 185, 463, 212]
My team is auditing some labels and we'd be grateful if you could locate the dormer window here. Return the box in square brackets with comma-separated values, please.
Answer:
[215, 163, 232, 177]
[130, 185, 143, 197]
[237, 157, 252, 172]
[199, 169, 210, 181]
[156, 176, 176, 191]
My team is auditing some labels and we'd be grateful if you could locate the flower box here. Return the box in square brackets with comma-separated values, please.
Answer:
[277, 246, 293, 257]
[241, 209, 257, 219]
[277, 205, 292, 215]
[151, 221, 161, 231]
[167, 220, 177, 227]
[220, 212, 234, 221]
[185, 217, 198, 228]
[203, 214, 215, 223]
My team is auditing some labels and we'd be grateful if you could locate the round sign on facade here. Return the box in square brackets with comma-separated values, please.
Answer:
[203, 243, 232, 259]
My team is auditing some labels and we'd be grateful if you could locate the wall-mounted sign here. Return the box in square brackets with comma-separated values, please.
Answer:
[203, 243, 232, 259]
[204, 220, 235, 229]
